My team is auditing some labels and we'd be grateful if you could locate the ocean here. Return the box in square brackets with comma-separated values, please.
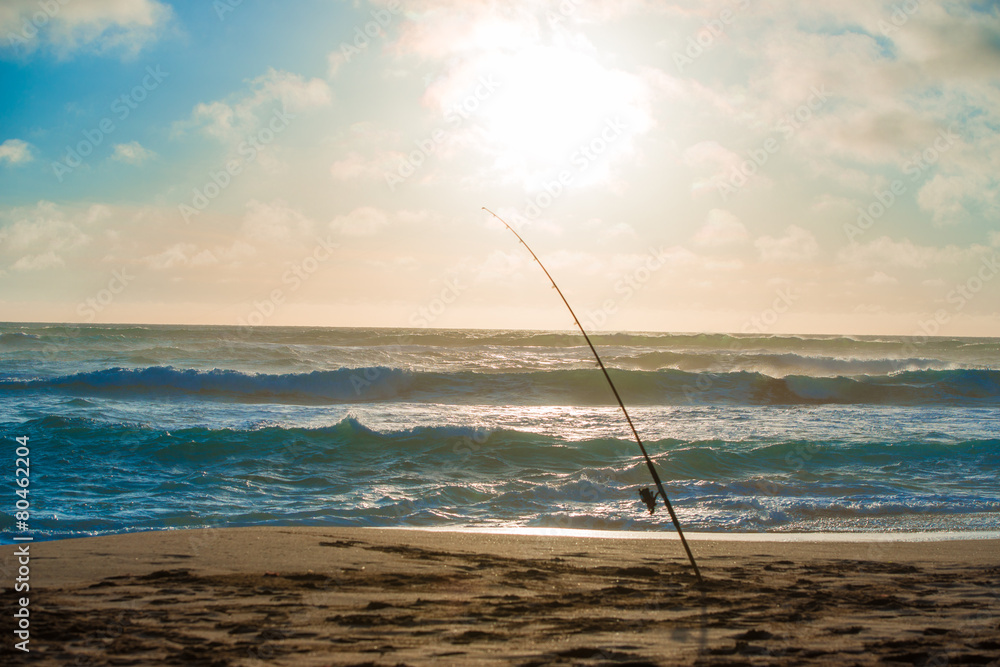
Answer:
[1, 323, 998, 544]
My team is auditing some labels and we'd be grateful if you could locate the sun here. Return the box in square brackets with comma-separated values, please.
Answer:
[437, 44, 650, 187]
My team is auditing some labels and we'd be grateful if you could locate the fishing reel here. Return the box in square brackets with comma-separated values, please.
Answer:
[639, 487, 661, 514]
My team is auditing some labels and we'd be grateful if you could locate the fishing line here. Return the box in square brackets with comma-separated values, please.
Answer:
[483, 206, 702, 582]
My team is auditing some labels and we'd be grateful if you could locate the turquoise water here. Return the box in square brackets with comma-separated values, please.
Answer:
[1, 323, 998, 542]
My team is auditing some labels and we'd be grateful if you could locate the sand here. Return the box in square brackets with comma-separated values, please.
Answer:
[2, 527, 999, 665]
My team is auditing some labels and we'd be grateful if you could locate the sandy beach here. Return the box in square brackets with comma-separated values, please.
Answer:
[2, 527, 998, 665]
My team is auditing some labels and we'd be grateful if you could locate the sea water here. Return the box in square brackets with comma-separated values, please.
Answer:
[0, 323, 997, 543]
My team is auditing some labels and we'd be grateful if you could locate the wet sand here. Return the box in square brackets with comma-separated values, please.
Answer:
[2, 527, 999, 665]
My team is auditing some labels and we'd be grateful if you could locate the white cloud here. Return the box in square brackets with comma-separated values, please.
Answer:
[0, 201, 280, 281]
[111, 141, 154, 164]
[682, 141, 755, 197]
[754, 225, 819, 262]
[810, 193, 858, 215]
[683, 141, 740, 171]
[245, 68, 333, 113]
[384, 0, 675, 61]
[650, 0, 1000, 227]
[138, 239, 257, 271]
[180, 68, 332, 141]
[0, 139, 33, 165]
[330, 207, 390, 237]
[804, 109, 945, 165]
[693, 209, 749, 247]
[188, 101, 235, 139]
[0, 0, 173, 59]
[241, 200, 314, 243]
[837, 236, 984, 268]
[12, 251, 64, 271]
[866, 271, 898, 285]
[917, 172, 998, 226]
[653, 245, 700, 268]
[141, 243, 197, 270]
[327, 207, 440, 238]
[330, 150, 407, 182]
[388, 4, 538, 60]
[0, 201, 93, 262]
[188, 241, 256, 267]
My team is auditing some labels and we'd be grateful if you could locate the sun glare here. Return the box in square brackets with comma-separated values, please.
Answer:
[474, 45, 648, 185]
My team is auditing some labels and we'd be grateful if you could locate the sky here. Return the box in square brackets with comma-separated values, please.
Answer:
[1, 0, 998, 336]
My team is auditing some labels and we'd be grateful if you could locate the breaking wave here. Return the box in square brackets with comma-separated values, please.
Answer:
[4, 366, 998, 406]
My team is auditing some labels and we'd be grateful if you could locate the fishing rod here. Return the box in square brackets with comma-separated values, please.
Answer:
[483, 207, 702, 582]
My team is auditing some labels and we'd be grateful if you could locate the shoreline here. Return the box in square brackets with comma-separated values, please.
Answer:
[8, 524, 1000, 548]
[383, 525, 1000, 542]
[3, 526, 999, 665]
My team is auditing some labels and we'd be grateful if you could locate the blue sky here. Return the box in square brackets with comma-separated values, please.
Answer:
[1, 0, 999, 335]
